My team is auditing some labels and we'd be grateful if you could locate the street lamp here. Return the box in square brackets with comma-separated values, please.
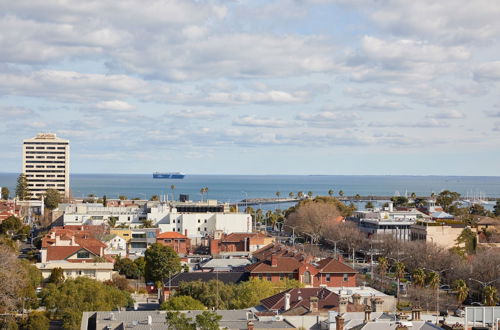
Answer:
[324, 238, 342, 258]
[387, 256, 411, 308]
[282, 224, 299, 247]
[468, 278, 500, 305]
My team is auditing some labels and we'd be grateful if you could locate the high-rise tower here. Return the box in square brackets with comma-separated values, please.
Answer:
[22, 133, 70, 199]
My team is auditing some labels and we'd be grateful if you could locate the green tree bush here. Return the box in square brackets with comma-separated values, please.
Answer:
[144, 243, 181, 283]
[15, 173, 30, 200]
[44, 188, 61, 210]
[160, 295, 206, 310]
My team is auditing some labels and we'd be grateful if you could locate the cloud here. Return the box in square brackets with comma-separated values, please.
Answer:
[167, 109, 219, 120]
[0, 106, 35, 118]
[368, 119, 448, 128]
[95, 100, 135, 111]
[426, 110, 465, 119]
[296, 111, 360, 128]
[473, 62, 500, 81]
[232, 116, 290, 128]
[485, 110, 500, 118]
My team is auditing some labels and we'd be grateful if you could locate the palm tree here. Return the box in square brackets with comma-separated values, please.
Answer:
[170, 185, 176, 201]
[107, 216, 118, 228]
[150, 195, 159, 201]
[453, 279, 469, 305]
[328, 189, 334, 197]
[289, 192, 294, 198]
[426, 271, 440, 290]
[140, 219, 154, 228]
[275, 191, 281, 200]
[394, 262, 406, 282]
[204, 187, 209, 200]
[339, 190, 344, 197]
[410, 192, 417, 199]
[355, 193, 361, 200]
[377, 257, 388, 278]
[200, 187, 208, 201]
[307, 191, 313, 198]
[297, 191, 304, 199]
[413, 268, 426, 288]
[483, 285, 499, 306]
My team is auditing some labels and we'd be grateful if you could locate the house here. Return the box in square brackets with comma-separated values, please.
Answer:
[199, 258, 252, 272]
[156, 231, 191, 255]
[40, 227, 111, 263]
[246, 253, 357, 287]
[37, 261, 114, 281]
[410, 221, 466, 249]
[128, 228, 160, 258]
[110, 228, 132, 242]
[210, 232, 275, 255]
[162, 272, 249, 298]
[103, 234, 128, 257]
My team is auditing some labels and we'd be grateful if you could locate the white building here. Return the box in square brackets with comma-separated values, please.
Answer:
[22, 133, 70, 199]
[349, 202, 430, 240]
[36, 261, 114, 281]
[62, 201, 252, 241]
[103, 234, 128, 257]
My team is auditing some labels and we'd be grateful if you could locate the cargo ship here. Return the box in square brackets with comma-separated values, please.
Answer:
[152, 172, 185, 179]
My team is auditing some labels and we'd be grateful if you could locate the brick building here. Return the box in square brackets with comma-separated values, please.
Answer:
[156, 231, 191, 255]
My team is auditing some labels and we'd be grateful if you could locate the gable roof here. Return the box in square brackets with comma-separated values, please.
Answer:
[46, 246, 98, 261]
[315, 257, 357, 274]
[164, 272, 249, 287]
[260, 287, 339, 311]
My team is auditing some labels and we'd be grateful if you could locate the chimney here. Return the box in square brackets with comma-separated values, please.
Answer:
[411, 306, 421, 321]
[352, 293, 361, 305]
[335, 314, 345, 330]
[247, 321, 254, 330]
[364, 305, 372, 323]
[338, 296, 348, 314]
[284, 293, 291, 311]
[309, 296, 319, 314]
[184, 229, 188, 237]
[271, 255, 278, 267]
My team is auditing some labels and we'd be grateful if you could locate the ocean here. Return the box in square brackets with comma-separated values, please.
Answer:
[1, 173, 499, 205]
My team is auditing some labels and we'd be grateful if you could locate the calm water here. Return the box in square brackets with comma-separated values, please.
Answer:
[1, 173, 499, 203]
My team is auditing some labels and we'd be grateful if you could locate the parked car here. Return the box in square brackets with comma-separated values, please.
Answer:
[440, 284, 452, 292]
[471, 302, 484, 307]
[439, 310, 449, 317]
[454, 309, 465, 317]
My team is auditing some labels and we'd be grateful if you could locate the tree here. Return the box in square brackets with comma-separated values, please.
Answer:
[44, 188, 61, 210]
[114, 257, 141, 279]
[410, 192, 416, 199]
[107, 216, 118, 228]
[144, 243, 181, 283]
[276, 191, 281, 199]
[15, 173, 30, 200]
[307, 191, 313, 198]
[338, 190, 344, 197]
[102, 195, 107, 207]
[494, 200, 500, 217]
[469, 203, 488, 216]
[161, 295, 206, 310]
[394, 262, 406, 283]
[390, 196, 408, 207]
[456, 228, 477, 255]
[297, 191, 304, 199]
[365, 201, 374, 209]
[166, 312, 196, 330]
[40, 277, 132, 330]
[1, 187, 9, 200]
[140, 219, 154, 228]
[24, 312, 50, 330]
[195, 311, 222, 330]
[426, 271, 440, 290]
[453, 279, 469, 305]
[328, 189, 334, 197]
[483, 285, 499, 306]
[48, 267, 65, 285]
[0, 215, 23, 236]
[289, 192, 294, 198]
[118, 195, 127, 200]
[412, 268, 426, 287]
[134, 257, 146, 278]
[171, 185, 176, 201]
[377, 257, 388, 279]
[104, 274, 133, 292]
[150, 195, 159, 201]
[436, 190, 461, 213]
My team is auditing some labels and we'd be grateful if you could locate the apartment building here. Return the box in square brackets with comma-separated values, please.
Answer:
[22, 133, 70, 199]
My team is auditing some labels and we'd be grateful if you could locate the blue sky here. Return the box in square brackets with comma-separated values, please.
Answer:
[1, 0, 500, 175]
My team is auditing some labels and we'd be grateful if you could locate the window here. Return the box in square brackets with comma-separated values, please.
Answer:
[258, 274, 263, 280]
[204, 227, 207, 231]
[204, 219, 207, 223]
[303, 271, 311, 284]
[326, 274, 331, 282]
[147, 232, 155, 238]
[173, 220, 176, 223]
[66, 271, 72, 276]
[198, 228, 201, 231]
[288, 274, 293, 279]
[165, 239, 172, 243]
[267, 274, 272, 281]
[343, 273, 349, 282]
[77, 250, 90, 259]
[280, 274, 284, 280]
[198, 219, 201, 223]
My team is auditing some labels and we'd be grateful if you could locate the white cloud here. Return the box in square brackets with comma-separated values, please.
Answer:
[426, 110, 465, 119]
[296, 111, 360, 128]
[473, 62, 500, 81]
[368, 119, 448, 128]
[167, 109, 219, 120]
[95, 100, 135, 111]
[232, 116, 289, 128]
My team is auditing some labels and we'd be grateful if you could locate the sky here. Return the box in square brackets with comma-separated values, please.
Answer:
[1, 0, 500, 175]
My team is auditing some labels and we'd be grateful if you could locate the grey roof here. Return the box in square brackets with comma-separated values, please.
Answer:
[81, 310, 295, 330]
[201, 258, 252, 269]
[164, 271, 249, 286]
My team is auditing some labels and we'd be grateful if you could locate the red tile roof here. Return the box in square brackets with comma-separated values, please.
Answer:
[315, 257, 357, 274]
[46, 246, 99, 261]
[157, 232, 188, 239]
[221, 232, 269, 242]
[246, 257, 303, 273]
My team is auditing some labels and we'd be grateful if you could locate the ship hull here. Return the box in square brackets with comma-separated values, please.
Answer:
[153, 173, 185, 179]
